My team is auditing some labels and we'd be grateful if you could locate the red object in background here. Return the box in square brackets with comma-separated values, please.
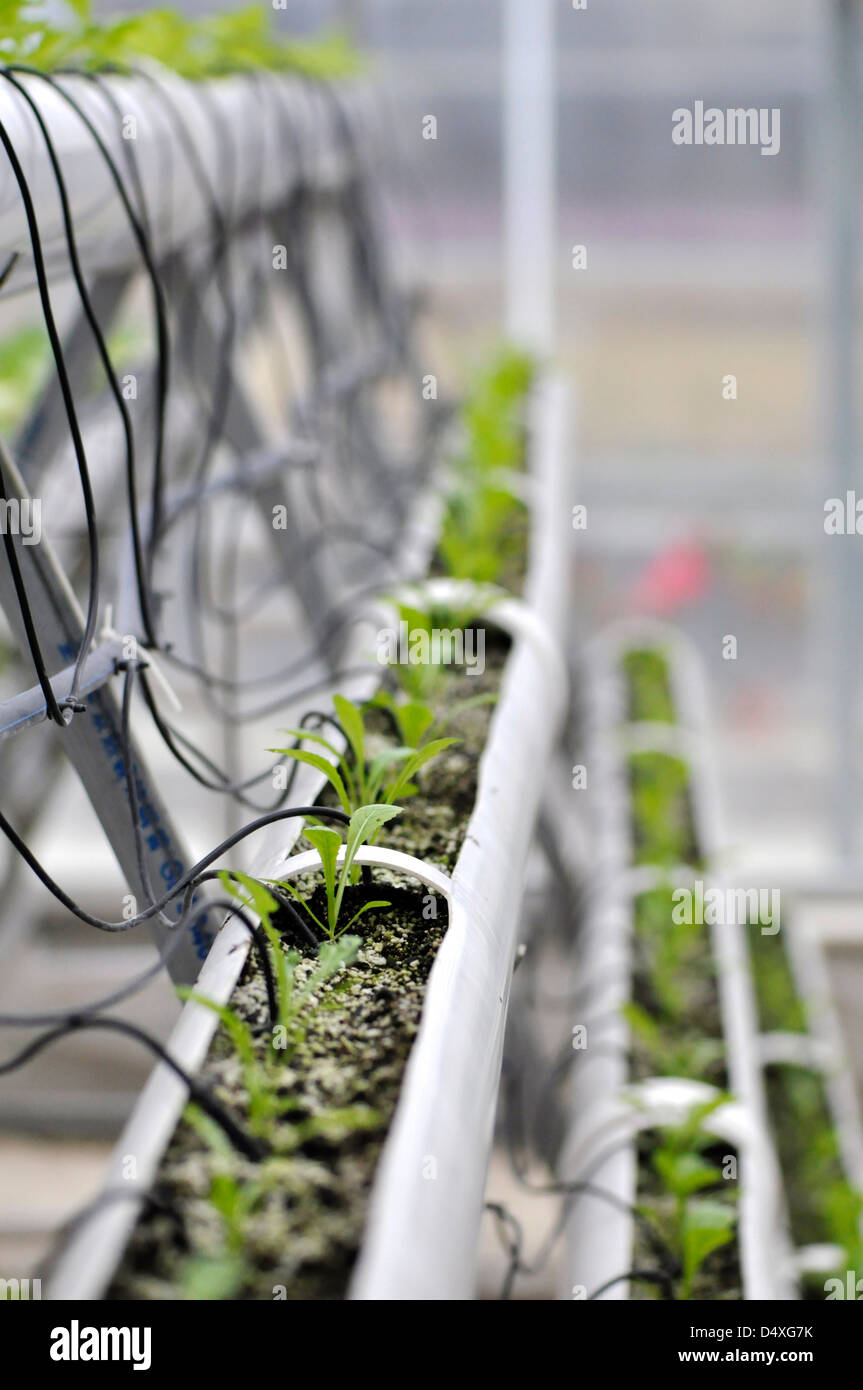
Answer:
[631, 541, 710, 615]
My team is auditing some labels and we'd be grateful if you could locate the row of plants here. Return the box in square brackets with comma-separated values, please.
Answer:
[108, 350, 537, 1299]
[747, 923, 863, 1297]
[0, 1, 358, 81]
[606, 646, 739, 1299]
[613, 642, 863, 1299]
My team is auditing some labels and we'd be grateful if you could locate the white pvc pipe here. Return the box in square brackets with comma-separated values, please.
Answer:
[0, 68, 372, 285]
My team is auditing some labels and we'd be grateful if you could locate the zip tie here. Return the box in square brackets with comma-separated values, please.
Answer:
[100, 605, 183, 715]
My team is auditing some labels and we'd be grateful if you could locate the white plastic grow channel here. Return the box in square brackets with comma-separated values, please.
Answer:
[46, 371, 571, 1300]
[756, 901, 863, 1283]
[560, 621, 791, 1301]
[782, 918, 863, 1195]
[0, 68, 375, 286]
[45, 410, 448, 1302]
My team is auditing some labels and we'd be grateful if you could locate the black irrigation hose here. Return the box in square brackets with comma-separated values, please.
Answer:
[0, 70, 159, 653]
[484, 1202, 523, 1302]
[0, 66, 437, 1121]
[11, 63, 172, 633]
[203, 897, 279, 1027]
[0, 142, 99, 723]
[0, 802, 348, 935]
[0, 439, 65, 724]
[0, 893, 279, 1029]
[588, 1269, 675, 1301]
[44, 1182, 188, 1289]
[53, 1183, 186, 1263]
[0, 1016, 265, 1161]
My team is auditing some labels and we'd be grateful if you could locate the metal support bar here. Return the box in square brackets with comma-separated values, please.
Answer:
[0, 638, 123, 741]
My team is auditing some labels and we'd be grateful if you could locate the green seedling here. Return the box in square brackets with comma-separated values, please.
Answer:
[632, 886, 717, 1026]
[629, 750, 698, 868]
[369, 686, 498, 746]
[277, 804, 402, 941]
[645, 1096, 737, 1300]
[747, 920, 806, 1034]
[272, 693, 457, 818]
[439, 347, 534, 587]
[382, 586, 497, 701]
[181, 872, 361, 1137]
[624, 1001, 724, 1084]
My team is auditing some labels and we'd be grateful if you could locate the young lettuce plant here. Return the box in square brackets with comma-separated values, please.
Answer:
[624, 1001, 725, 1085]
[646, 1096, 738, 1300]
[271, 694, 457, 820]
[369, 686, 498, 748]
[439, 348, 533, 586]
[278, 804, 402, 941]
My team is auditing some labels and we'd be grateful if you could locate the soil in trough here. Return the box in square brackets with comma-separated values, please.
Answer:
[110, 640, 508, 1300]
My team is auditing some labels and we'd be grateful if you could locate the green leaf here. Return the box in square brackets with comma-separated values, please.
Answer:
[271, 748, 351, 814]
[183, 1101, 235, 1159]
[341, 900, 391, 935]
[335, 804, 402, 927]
[296, 934, 361, 1003]
[218, 869, 279, 924]
[432, 692, 498, 737]
[395, 701, 435, 748]
[344, 804, 401, 869]
[655, 1151, 720, 1199]
[622, 1000, 661, 1045]
[304, 825, 341, 935]
[366, 746, 414, 802]
[272, 729, 344, 761]
[315, 934, 362, 979]
[333, 694, 366, 791]
[681, 1199, 736, 1295]
[182, 1254, 246, 1301]
[384, 738, 458, 802]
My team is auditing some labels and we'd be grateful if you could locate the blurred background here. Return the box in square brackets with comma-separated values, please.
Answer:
[3, 0, 863, 1298]
[271, 0, 848, 879]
